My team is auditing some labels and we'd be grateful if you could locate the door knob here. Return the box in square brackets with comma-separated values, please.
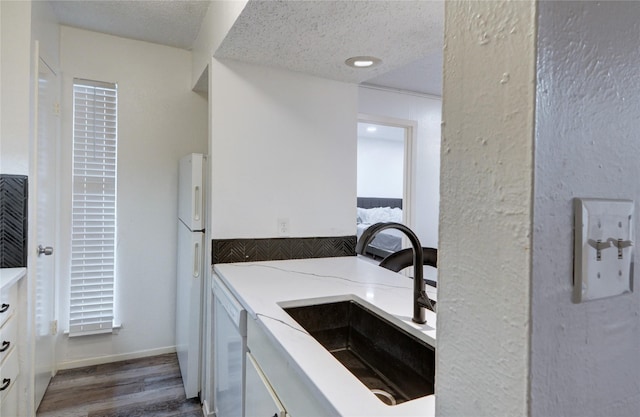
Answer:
[38, 245, 54, 256]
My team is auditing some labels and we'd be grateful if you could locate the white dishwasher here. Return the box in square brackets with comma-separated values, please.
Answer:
[213, 274, 247, 417]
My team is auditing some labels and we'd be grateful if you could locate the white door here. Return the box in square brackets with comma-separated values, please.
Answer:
[33, 51, 58, 408]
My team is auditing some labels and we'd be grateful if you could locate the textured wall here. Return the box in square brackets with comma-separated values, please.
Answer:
[532, 2, 640, 415]
[437, 1, 536, 415]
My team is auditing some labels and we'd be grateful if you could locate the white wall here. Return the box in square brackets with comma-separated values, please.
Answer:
[532, 2, 640, 416]
[57, 27, 208, 366]
[0, 0, 31, 175]
[357, 135, 404, 199]
[209, 59, 357, 239]
[31, 0, 59, 70]
[437, 1, 536, 416]
[191, 0, 248, 90]
[358, 86, 441, 248]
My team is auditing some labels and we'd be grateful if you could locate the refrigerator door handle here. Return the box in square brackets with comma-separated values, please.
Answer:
[193, 185, 201, 222]
[193, 242, 200, 278]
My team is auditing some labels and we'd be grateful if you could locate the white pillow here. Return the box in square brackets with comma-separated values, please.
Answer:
[357, 206, 402, 224]
[388, 207, 402, 222]
[357, 207, 370, 224]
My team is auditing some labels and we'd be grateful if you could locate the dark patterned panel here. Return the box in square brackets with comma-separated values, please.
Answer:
[212, 236, 356, 264]
[0, 175, 28, 268]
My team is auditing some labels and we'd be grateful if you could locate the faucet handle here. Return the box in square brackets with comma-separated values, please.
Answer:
[417, 291, 436, 312]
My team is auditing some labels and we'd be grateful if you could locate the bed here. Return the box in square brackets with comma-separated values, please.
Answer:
[356, 197, 404, 259]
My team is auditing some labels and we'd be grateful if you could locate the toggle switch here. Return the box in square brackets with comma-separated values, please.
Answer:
[573, 198, 634, 303]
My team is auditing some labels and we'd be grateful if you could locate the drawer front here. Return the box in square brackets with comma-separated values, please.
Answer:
[0, 284, 17, 328]
[0, 349, 19, 402]
[0, 314, 17, 364]
[0, 375, 18, 417]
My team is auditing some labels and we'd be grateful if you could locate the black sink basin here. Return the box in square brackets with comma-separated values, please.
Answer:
[283, 300, 435, 405]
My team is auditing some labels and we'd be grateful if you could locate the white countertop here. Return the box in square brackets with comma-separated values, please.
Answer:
[0, 267, 26, 290]
[214, 256, 437, 417]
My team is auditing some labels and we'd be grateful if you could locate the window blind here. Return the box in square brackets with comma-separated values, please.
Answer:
[69, 79, 118, 336]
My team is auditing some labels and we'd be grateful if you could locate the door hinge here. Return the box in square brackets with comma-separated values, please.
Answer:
[53, 102, 60, 115]
[50, 320, 58, 335]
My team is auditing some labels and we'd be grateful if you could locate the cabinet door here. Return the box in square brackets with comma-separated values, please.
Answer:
[245, 353, 286, 417]
[0, 313, 17, 364]
[0, 348, 19, 405]
[0, 380, 18, 417]
[0, 283, 17, 328]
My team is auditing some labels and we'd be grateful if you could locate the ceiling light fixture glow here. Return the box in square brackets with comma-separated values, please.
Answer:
[345, 56, 381, 69]
[366, 126, 377, 133]
[354, 60, 374, 67]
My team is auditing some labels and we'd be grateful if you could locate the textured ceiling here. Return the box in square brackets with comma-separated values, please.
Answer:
[49, 0, 443, 95]
[49, 0, 209, 50]
[216, 0, 443, 93]
[363, 51, 443, 96]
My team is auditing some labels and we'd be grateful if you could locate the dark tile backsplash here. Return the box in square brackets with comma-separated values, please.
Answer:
[212, 235, 356, 264]
[0, 175, 28, 268]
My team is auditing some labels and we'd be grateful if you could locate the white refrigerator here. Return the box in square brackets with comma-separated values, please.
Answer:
[176, 153, 206, 399]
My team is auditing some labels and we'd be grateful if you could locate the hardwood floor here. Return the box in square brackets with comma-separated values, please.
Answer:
[36, 353, 202, 417]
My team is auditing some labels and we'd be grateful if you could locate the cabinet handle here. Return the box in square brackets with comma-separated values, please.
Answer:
[0, 341, 9, 352]
[0, 303, 8, 313]
[0, 378, 10, 391]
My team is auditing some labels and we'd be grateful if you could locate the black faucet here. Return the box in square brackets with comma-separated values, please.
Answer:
[355, 222, 436, 324]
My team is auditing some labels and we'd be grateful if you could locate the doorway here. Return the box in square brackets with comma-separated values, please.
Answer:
[356, 115, 415, 260]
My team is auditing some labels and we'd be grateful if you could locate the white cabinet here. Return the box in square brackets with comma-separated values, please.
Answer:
[0, 281, 17, 327]
[245, 352, 287, 417]
[0, 380, 18, 417]
[0, 270, 23, 414]
[0, 307, 17, 364]
[0, 348, 19, 414]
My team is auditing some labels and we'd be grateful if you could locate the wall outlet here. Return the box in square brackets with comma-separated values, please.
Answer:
[277, 218, 290, 236]
[50, 320, 58, 335]
[573, 198, 634, 303]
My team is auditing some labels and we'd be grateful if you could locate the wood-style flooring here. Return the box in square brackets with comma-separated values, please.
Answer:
[36, 353, 202, 417]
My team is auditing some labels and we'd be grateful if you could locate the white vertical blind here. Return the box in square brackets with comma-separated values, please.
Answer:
[69, 79, 118, 336]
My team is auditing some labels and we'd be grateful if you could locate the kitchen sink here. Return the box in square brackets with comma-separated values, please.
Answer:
[283, 300, 435, 406]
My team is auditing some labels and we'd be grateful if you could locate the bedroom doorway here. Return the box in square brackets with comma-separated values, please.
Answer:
[356, 115, 415, 259]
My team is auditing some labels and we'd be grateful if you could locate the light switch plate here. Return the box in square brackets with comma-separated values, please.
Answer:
[573, 198, 634, 303]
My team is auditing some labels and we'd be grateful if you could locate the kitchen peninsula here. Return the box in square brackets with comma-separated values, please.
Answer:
[214, 256, 437, 417]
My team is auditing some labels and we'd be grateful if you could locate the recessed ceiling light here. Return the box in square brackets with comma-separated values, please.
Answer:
[345, 56, 382, 69]
[366, 126, 377, 133]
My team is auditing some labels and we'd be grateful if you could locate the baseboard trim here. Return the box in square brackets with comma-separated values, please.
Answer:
[57, 346, 177, 371]
[202, 400, 215, 416]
